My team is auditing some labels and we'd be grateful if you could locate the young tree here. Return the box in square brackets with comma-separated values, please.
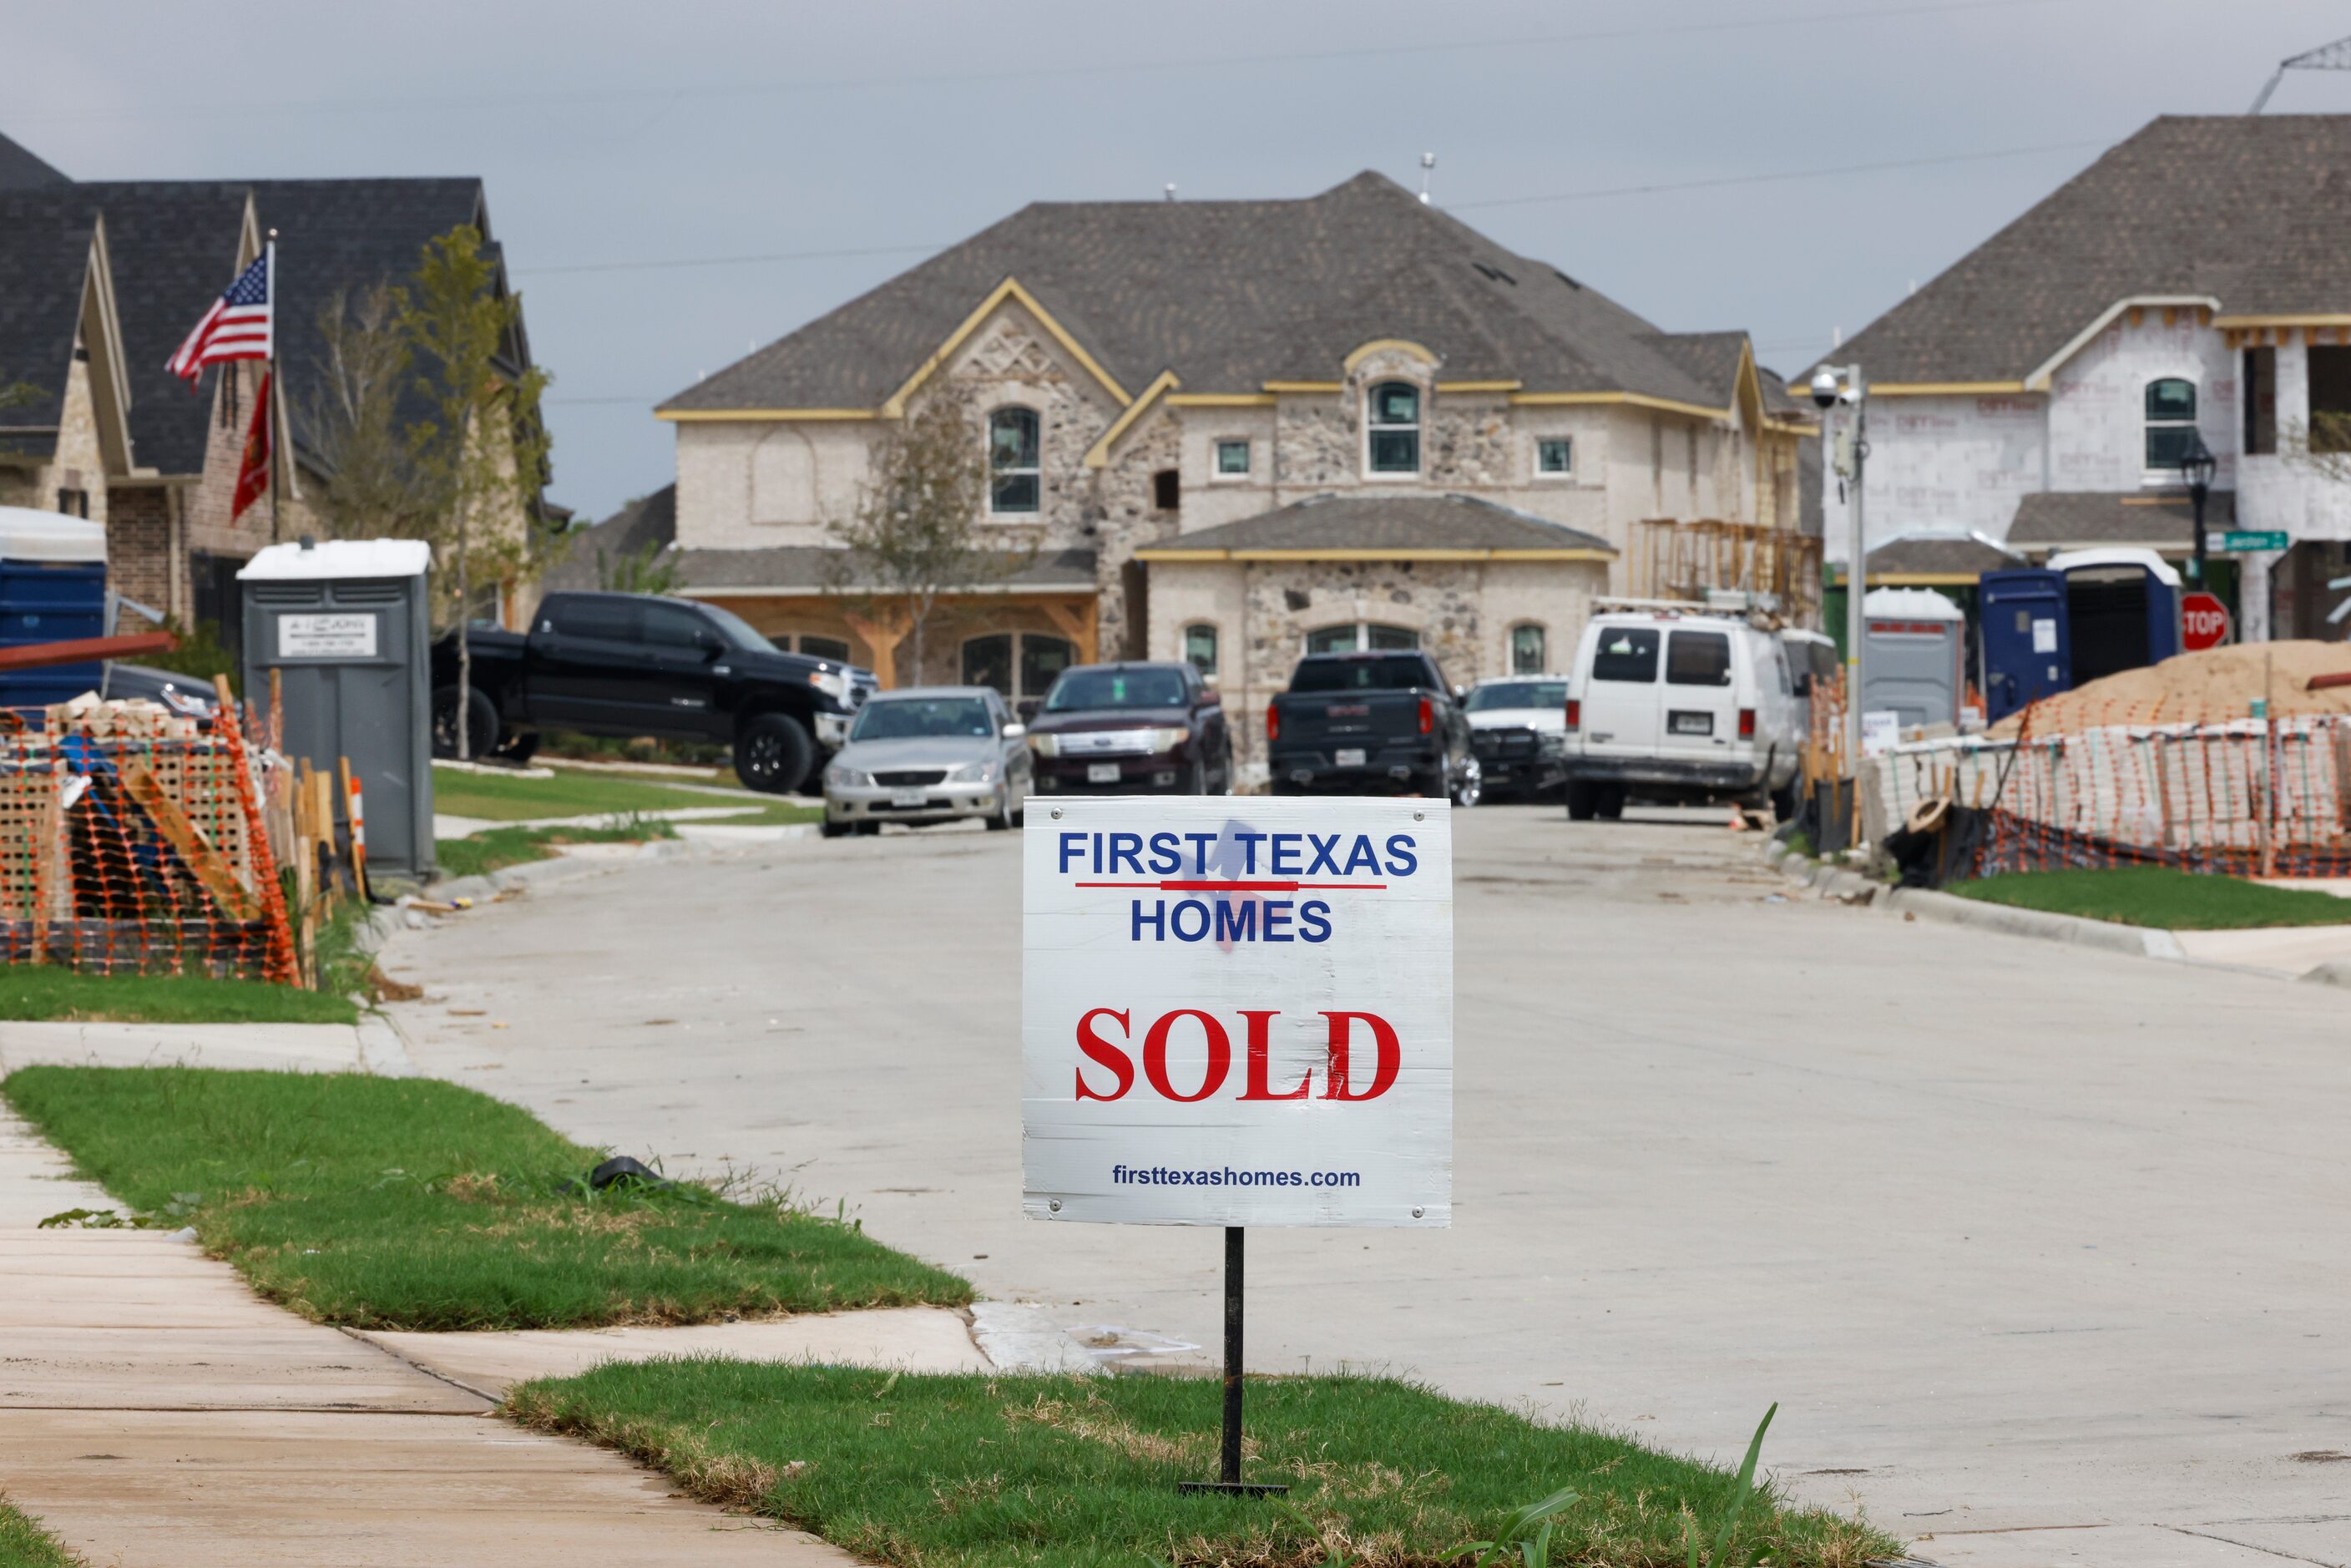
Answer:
[305, 283, 427, 539]
[827, 396, 1033, 682]
[402, 225, 553, 758]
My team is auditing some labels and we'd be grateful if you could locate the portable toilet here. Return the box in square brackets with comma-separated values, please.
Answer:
[1979, 567, 2070, 723]
[240, 539, 435, 878]
[1861, 587, 1965, 729]
[0, 507, 109, 711]
[2046, 547, 2181, 686]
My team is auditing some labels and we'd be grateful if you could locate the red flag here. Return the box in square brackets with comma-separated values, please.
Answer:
[231, 372, 272, 522]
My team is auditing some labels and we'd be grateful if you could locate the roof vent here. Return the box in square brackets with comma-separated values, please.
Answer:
[1552, 269, 1583, 291]
[1474, 261, 1517, 286]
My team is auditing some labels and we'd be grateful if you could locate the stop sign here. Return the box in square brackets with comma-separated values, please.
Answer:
[2182, 590, 2231, 651]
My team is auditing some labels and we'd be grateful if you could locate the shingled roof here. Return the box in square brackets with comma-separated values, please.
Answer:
[2006, 489, 2232, 552]
[0, 132, 68, 191]
[665, 172, 1762, 418]
[542, 484, 677, 594]
[1138, 492, 1615, 558]
[1802, 116, 2351, 387]
[0, 190, 102, 444]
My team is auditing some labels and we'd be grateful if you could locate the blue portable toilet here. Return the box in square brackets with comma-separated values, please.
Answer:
[0, 506, 109, 711]
[1979, 567, 2070, 723]
[2046, 548, 2180, 687]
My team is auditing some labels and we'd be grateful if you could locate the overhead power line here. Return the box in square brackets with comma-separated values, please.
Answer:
[13, 0, 2050, 125]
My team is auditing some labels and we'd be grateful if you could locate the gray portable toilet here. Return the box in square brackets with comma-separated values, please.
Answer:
[239, 539, 434, 878]
[1861, 587, 1965, 730]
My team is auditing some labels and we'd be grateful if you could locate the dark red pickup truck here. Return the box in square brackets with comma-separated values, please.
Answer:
[1265, 650, 1480, 803]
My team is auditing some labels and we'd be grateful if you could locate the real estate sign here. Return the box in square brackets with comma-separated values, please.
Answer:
[1022, 797, 1452, 1228]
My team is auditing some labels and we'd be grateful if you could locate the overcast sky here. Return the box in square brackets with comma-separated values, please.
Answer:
[15, 1, 2351, 522]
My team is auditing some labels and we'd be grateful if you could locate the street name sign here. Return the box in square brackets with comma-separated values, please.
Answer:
[2182, 590, 2232, 651]
[1022, 796, 1452, 1228]
[2214, 529, 2289, 554]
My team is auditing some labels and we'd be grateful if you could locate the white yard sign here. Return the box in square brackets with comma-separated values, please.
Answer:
[1023, 797, 1451, 1227]
[276, 612, 378, 660]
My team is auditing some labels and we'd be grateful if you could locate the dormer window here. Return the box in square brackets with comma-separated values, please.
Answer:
[1367, 382, 1420, 474]
[2144, 378, 2197, 472]
[989, 406, 1041, 515]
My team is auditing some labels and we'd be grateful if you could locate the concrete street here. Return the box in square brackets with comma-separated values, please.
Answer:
[382, 806, 2351, 1566]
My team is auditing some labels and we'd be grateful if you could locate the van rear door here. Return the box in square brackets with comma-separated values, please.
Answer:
[1578, 622, 1661, 758]
[1658, 626, 1740, 766]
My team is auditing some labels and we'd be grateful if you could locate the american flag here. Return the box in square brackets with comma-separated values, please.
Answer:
[167, 244, 273, 385]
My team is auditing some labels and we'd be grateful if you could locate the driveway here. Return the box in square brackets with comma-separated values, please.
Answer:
[382, 807, 2351, 1565]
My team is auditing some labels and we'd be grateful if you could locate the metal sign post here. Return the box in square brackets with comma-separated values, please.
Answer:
[1178, 1227, 1285, 1497]
[1023, 797, 1454, 1501]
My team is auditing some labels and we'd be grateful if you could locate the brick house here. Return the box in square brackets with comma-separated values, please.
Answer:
[0, 132, 549, 652]
[1802, 114, 2351, 640]
[646, 169, 1813, 776]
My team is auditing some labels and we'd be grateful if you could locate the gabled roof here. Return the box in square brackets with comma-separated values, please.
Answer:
[1850, 533, 2020, 584]
[542, 484, 676, 594]
[58, 182, 255, 476]
[1135, 492, 1615, 559]
[664, 172, 1757, 419]
[0, 132, 68, 191]
[1804, 115, 2351, 389]
[0, 191, 104, 443]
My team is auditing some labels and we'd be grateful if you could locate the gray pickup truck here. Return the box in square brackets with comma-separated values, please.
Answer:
[1264, 650, 1481, 804]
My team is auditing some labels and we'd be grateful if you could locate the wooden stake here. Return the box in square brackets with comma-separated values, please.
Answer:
[338, 756, 369, 900]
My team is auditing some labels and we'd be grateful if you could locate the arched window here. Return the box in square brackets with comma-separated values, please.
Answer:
[2145, 378, 2198, 471]
[1509, 623, 1547, 674]
[1306, 622, 1418, 654]
[1367, 382, 1420, 474]
[1182, 623, 1219, 676]
[989, 407, 1041, 514]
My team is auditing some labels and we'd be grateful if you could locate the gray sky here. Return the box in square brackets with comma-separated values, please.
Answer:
[15, 0, 2351, 523]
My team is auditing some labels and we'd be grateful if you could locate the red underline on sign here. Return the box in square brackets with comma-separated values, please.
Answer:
[1072, 880, 1388, 892]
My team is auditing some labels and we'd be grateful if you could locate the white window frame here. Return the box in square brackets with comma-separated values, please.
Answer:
[1364, 382, 1423, 479]
[1534, 436, 1574, 479]
[1509, 622, 1548, 674]
[1212, 438, 1251, 479]
[1302, 620, 1420, 654]
[1182, 622, 1220, 675]
[988, 405, 1043, 518]
[2141, 376, 2199, 486]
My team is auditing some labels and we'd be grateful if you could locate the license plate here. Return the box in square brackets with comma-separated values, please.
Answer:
[1086, 762, 1121, 783]
[889, 791, 928, 807]
[1668, 711, 1713, 736]
[1335, 748, 1367, 767]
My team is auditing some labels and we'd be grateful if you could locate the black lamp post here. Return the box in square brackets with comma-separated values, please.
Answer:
[2179, 429, 2218, 585]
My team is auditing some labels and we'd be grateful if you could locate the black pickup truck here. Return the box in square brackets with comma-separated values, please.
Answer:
[1264, 650, 1480, 804]
[432, 591, 862, 792]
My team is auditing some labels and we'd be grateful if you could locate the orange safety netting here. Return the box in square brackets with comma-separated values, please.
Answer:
[0, 697, 297, 979]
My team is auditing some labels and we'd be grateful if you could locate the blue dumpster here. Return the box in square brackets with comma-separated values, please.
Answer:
[0, 507, 109, 711]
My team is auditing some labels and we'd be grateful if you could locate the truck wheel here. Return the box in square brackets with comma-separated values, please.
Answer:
[820, 818, 852, 839]
[432, 686, 500, 761]
[1565, 781, 1597, 822]
[735, 712, 814, 795]
[1596, 785, 1627, 821]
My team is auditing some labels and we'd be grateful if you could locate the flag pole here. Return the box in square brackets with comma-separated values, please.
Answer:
[265, 230, 281, 544]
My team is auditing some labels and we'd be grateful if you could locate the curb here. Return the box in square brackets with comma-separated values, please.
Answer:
[1882, 886, 2184, 959]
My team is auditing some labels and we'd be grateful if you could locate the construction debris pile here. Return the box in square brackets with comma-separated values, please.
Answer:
[0, 679, 370, 984]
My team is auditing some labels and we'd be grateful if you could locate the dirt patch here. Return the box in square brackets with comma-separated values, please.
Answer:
[1992, 641, 2351, 736]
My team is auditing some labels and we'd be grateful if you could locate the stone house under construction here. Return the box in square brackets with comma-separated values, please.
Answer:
[642, 169, 1816, 774]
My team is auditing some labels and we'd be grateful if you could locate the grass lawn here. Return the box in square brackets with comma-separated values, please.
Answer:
[0, 966, 357, 1025]
[1952, 866, 2351, 929]
[436, 818, 681, 879]
[0, 1498, 80, 1568]
[432, 765, 756, 822]
[510, 1363, 1895, 1568]
[2, 1067, 971, 1331]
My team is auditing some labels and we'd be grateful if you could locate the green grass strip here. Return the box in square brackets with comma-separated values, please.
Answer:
[435, 817, 683, 879]
[0, 967, 357, 1025]
[0, 1496, 82, 1568]
[508, 1363, 1896, 1568]
[432, 766, 755, 822]
[2, 1067, 970, 1331]
[1951, 865, 2351, 929]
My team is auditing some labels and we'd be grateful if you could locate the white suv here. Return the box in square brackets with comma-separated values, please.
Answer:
[1561, 609, 1802, 821]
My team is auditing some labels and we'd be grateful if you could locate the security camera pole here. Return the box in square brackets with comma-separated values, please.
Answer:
[1811, 365, 1868, 786]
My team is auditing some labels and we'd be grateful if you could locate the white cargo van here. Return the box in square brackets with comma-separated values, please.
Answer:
[1561, 607, 1802, 820]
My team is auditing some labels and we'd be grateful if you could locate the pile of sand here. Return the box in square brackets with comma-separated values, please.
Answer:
[1990, 640, 2351, 736]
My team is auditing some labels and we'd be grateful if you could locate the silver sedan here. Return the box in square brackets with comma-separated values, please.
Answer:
[820, 685, 1032, 837]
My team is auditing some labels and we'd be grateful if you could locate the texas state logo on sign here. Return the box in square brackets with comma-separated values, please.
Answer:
[1022, 797, 1452, 1227]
